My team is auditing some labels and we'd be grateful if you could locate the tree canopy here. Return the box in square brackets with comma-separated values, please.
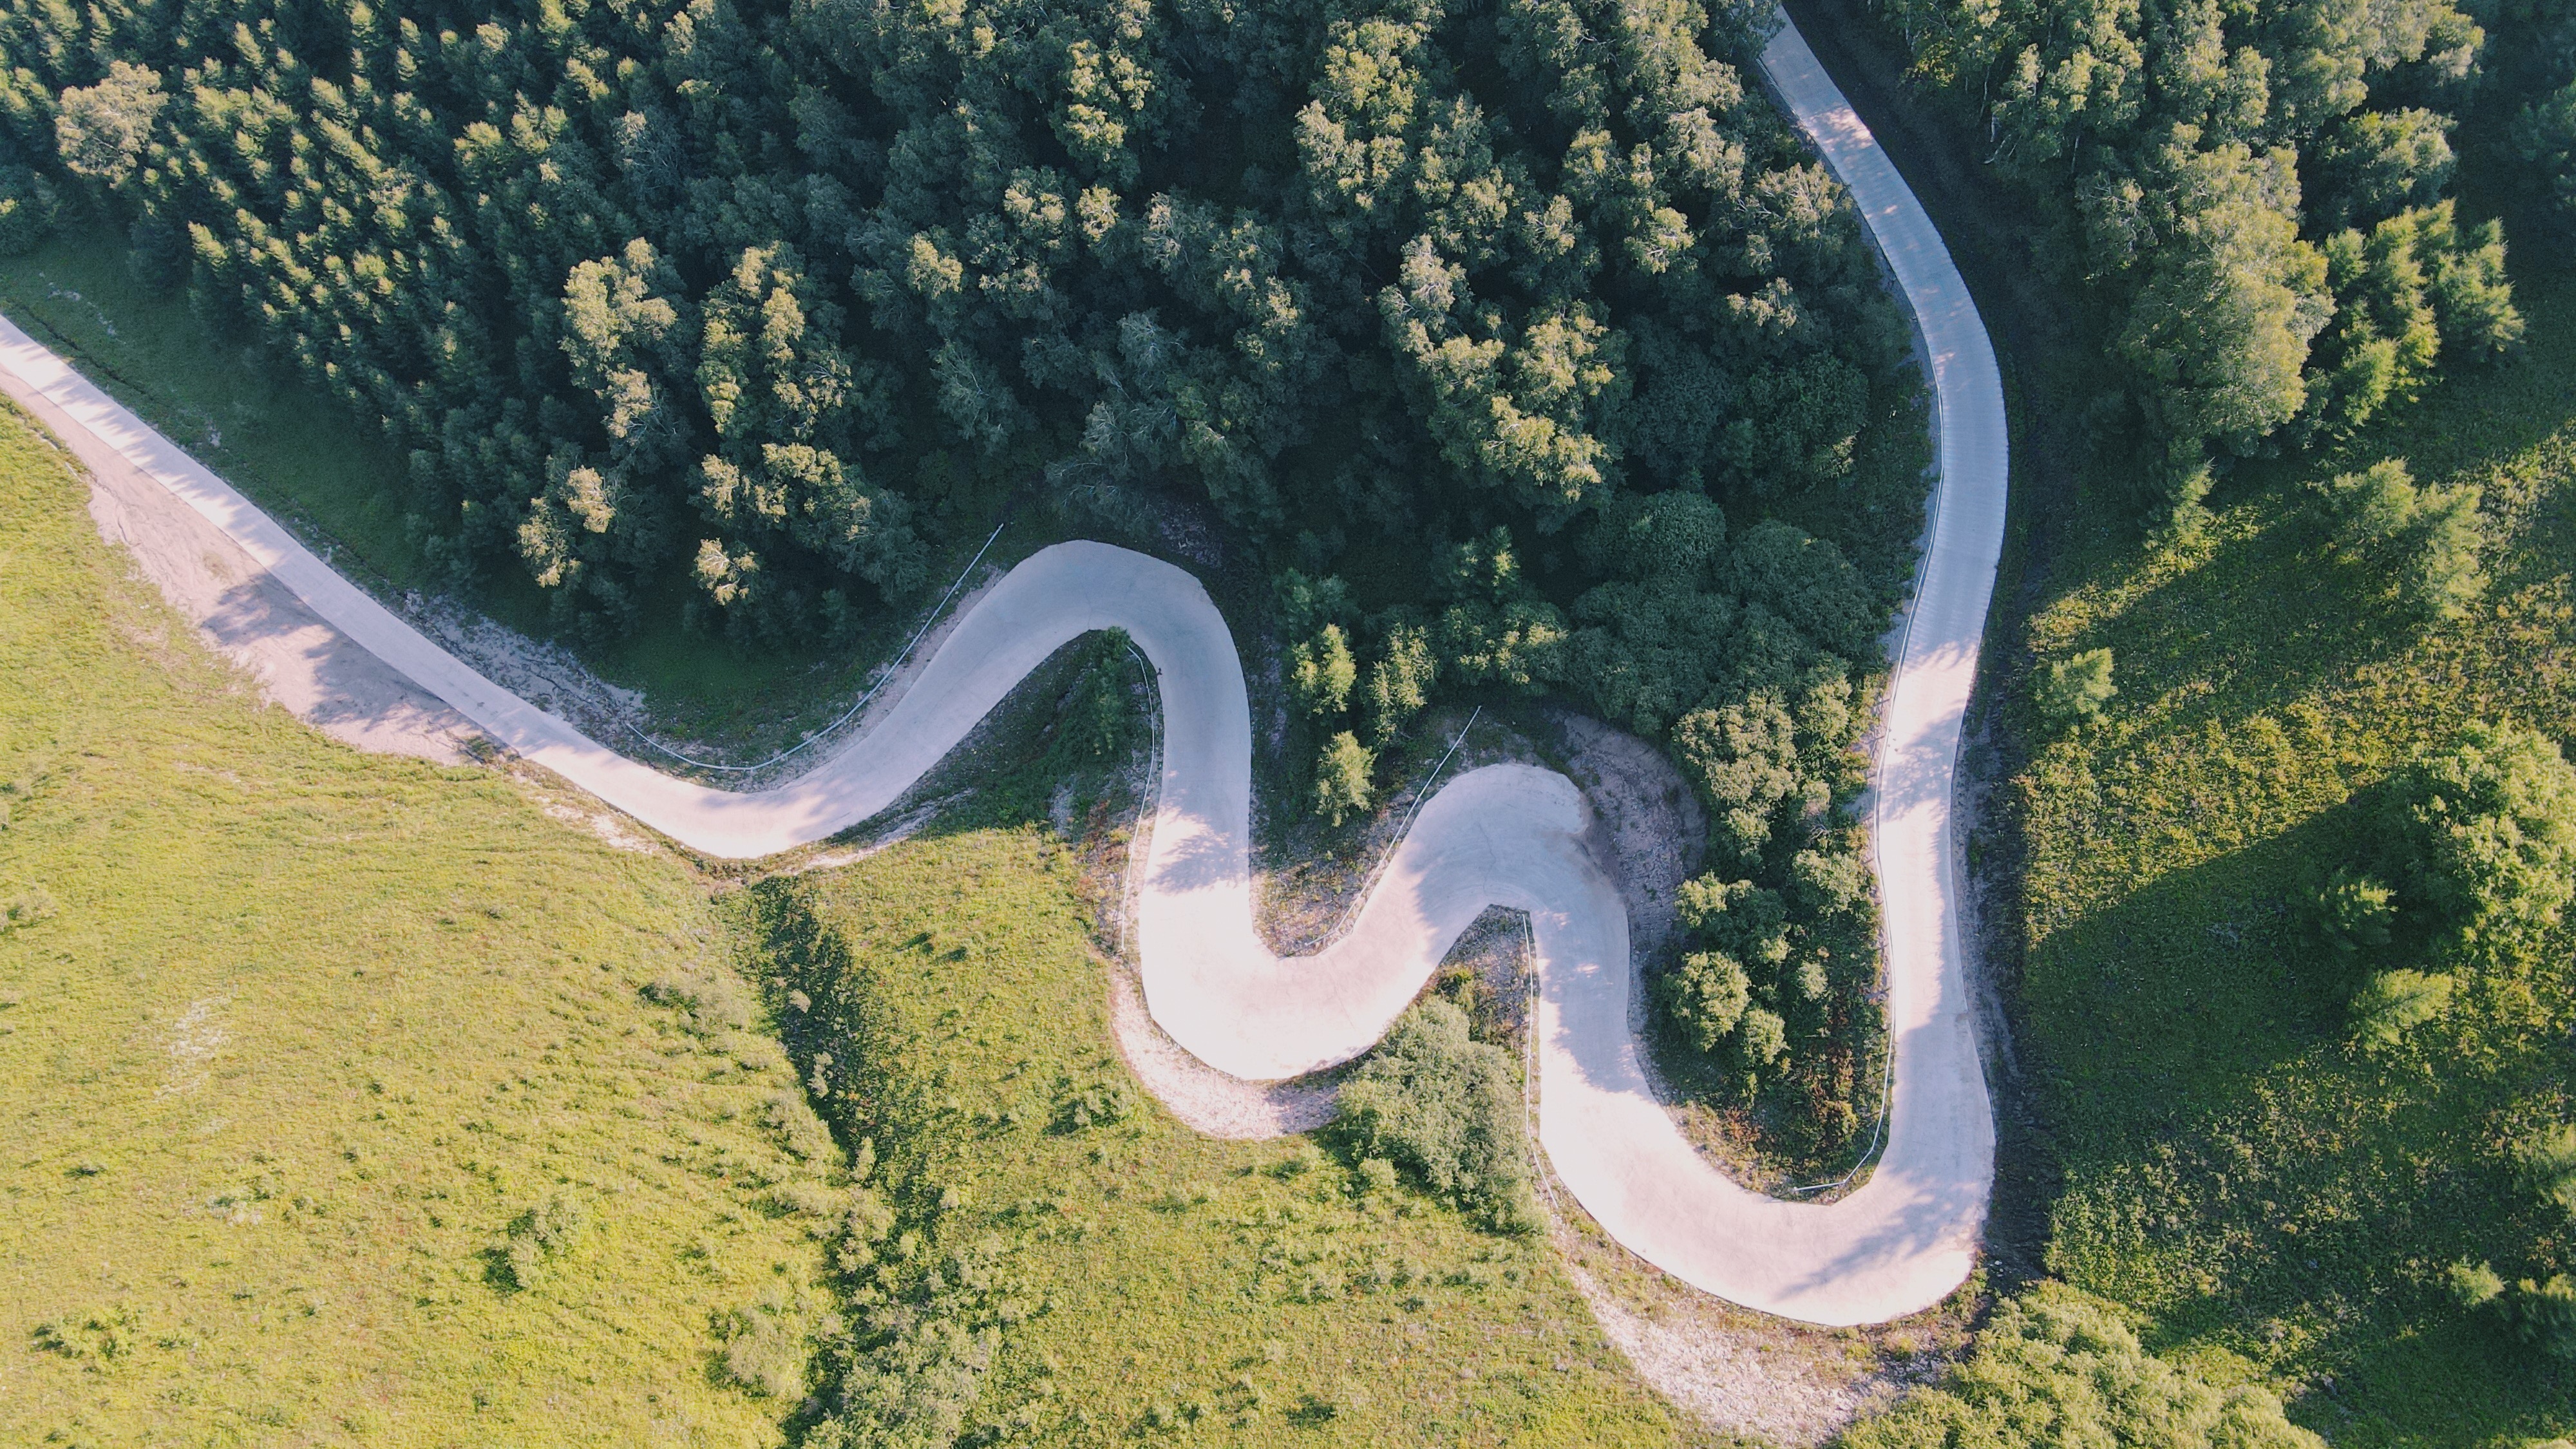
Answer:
[0, 0, 1911, 650]
[1873, 0, 2528, 523]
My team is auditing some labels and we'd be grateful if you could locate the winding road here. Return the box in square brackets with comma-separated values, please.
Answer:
[0, 12, 2003, 1326]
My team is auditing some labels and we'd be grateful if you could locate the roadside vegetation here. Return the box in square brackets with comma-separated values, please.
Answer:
[0, 391, 1704, 1443]
[743, 837, 1685, 1446]
[0, 401, 844, 1442]
[712, 637, 1683, 1445]
[1766, 1, 2576, 1441]
[0, 225, 1037, 753]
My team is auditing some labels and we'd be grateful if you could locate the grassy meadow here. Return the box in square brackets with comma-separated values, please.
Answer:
[2003, 232, 2576, 1441]
[0, 396, 848, 1446]
[741, 835, 1687, 1446]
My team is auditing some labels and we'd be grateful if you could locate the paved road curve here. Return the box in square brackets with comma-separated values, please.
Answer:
[0, 10, 2003, 1327]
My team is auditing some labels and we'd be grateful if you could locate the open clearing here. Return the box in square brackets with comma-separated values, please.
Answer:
[0, 402, 841, 1444]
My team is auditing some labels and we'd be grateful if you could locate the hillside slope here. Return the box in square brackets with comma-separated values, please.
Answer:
[0, 400, 842, 1446]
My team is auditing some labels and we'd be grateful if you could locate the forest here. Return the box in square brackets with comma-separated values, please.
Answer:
[1860, 0, 2561, 526]
[0, 0, 1934, 1157]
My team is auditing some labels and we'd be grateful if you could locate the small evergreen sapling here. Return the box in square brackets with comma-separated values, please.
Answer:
[1312, 731, 1374, 826]
[2037, 648, 2117, 730]
[2348, 968, 2454, 1052]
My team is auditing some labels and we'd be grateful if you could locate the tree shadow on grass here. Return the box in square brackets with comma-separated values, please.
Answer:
[2025, 799, 2573, 1442]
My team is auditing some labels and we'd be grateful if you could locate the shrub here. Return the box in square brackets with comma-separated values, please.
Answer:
[2389, 723, 2576, 961]
[2349, 969, 2454, 1051]
[0, 168, 57, 256]
[1674, 692, 1804, 861]
[2448, 1260, 2506, 1308]
[1362, 623, 1436, 745]
[1054, 630, 1135, 767]
[1836, 1282, 2326, 1449]
[1051, 1076, 1135, 1133]
[2524, 1125, 2576, 1220]
[1736, 1007, 1790, 1074]
[2311, 867, 2396, 956]
[2320, 459, 2489, 622]
[643, 969, 755, 1036]
[497, 1192, 588, 1292]
[811, 1237, 1011, 1449]
[2037, 649, 2117, 729]
[2511, 1274, 2576, 1359]
[2, 884, 57, 934]
[2514, 79, 2576, 222]
[1311, 731, 1374, 826]
[1289, 624, 1358, 717]
[1660, 950, 1752, 1054]
[720, 1307, 808, 1398]
[2455, 1235, 2576, 1359]
[764, 1088, 837, 1162]
[1334, 1001, 1537, 1234]
[835, 1184, 898, 1275]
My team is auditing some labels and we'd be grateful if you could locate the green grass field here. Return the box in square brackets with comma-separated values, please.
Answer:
[0, 397, 847, 1446]
[2004, 229, 2576, 1442]
[747, 838, 1687, 1446]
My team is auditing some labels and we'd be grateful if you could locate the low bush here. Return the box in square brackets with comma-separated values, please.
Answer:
[1050, 631, 1137, 772]
[497, 1193, 588, 1293]
[2348, 969, 2455, 1052]
[1051, 1076, 1136, 1134]
[2308, 867, 2396, 956]
[2383, 723, 2576, 963]
[2318, 459, 2489, 623]
[1311, 731, 1375, 827]
[2037, 649, 2118, 730]
[1837, 1282, 2325, 1448]
[0, 884, 54, 933]
[719, 1305, 810, 1400]
[1334, 1001, 1538, 1235]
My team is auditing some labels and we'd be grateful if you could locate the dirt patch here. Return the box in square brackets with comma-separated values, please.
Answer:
[1532, 708, 1707, 984]
[1556, 1244, 1931, 1447]
[1528, 1050, 1971, 1447]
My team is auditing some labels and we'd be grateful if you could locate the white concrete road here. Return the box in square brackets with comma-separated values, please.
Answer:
[0, 10, 2003, 1327]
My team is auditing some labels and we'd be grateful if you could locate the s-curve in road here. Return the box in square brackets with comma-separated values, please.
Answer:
[0, 9, 2003, 1327]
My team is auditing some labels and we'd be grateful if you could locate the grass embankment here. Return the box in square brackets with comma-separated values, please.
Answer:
[2005, 236, 2576, 1441]
[0, 226, 1045, 754]
[743, 839, 1683, 1446]
[0, 401, 842, 1444]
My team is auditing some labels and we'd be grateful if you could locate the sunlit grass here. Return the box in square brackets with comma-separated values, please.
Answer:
[0, 399, 838, 1446]
[2008, 235, 2576, 1445]
[753, 832, 1686, 1446]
